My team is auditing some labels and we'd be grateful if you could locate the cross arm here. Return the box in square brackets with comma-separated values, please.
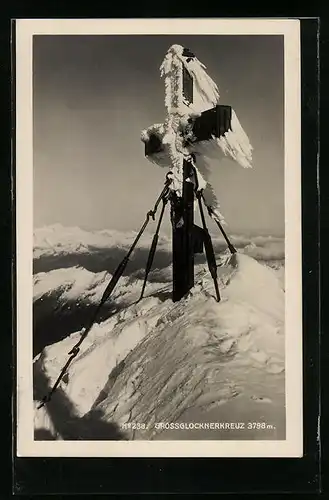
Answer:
[142, 104, 232, 157]
[144, 131, 163, 156]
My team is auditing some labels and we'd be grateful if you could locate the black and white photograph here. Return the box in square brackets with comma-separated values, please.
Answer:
[16, 19, 302, 457]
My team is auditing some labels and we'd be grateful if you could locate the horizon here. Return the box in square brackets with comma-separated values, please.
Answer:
[33, 221, 285, 240]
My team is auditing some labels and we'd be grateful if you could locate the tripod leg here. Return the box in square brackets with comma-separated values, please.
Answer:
[213, 218, 237, 255]
[139, 197, 168, 301]
[71, 187, 171, 353]
[197, 192, 221, 302]
[201, 194, 237, 255]
[38, 182, 171, 408]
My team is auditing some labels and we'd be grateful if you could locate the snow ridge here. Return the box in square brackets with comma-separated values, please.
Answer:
[33, 224, 284, 264]
[34, 253, 285, 440]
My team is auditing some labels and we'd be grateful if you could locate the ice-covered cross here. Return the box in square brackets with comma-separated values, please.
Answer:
[141, 44, 253, 225]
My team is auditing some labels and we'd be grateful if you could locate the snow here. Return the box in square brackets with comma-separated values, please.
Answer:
[160, 44, 220, 116]
[33, 223, 284, 265]
[216, 109, 253, 169]
[33, 267, 110, 304]
[224, 252, 284, 321]
[33, 224, 171, 260]
[33, 248, 285, 441]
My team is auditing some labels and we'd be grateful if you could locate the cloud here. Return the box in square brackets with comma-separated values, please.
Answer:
[34, 224, 284, 265]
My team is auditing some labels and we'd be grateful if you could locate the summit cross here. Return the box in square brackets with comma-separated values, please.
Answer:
[141, 44, 252, 302]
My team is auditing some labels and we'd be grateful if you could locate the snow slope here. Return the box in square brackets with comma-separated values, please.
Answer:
[34, 252, 285, 441]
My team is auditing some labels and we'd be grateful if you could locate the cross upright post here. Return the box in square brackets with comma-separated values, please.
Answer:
[170, 55, 196, 302]
[171, 157, 195, 302]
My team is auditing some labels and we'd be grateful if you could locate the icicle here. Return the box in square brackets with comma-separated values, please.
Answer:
[202, 182, 226, 225]
[162, 45, 220, 114]
[216, 109, 253, 169]
[154, 44, 253, 200]
[184, 57, 220, 106]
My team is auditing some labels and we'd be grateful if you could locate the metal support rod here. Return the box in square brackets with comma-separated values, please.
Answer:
[196, 192, 221, 302]
[38, 180, 171, 409]
[201, 193, 237, 255]
[139, 196, 168, 301]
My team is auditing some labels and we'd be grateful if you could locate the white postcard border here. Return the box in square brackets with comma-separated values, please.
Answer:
[15, 18, 302, 458]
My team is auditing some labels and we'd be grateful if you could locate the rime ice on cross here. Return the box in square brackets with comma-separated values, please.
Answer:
[141, 44, 252, 216]
[141, 44, 253, 301]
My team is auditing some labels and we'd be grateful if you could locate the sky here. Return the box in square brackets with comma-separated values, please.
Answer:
[33, 34, 284, 237]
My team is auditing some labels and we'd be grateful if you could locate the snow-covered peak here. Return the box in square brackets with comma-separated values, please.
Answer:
[34, 253, 285, 441]
[33, 224, 284, 267]
[33, 224, 171, 260]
